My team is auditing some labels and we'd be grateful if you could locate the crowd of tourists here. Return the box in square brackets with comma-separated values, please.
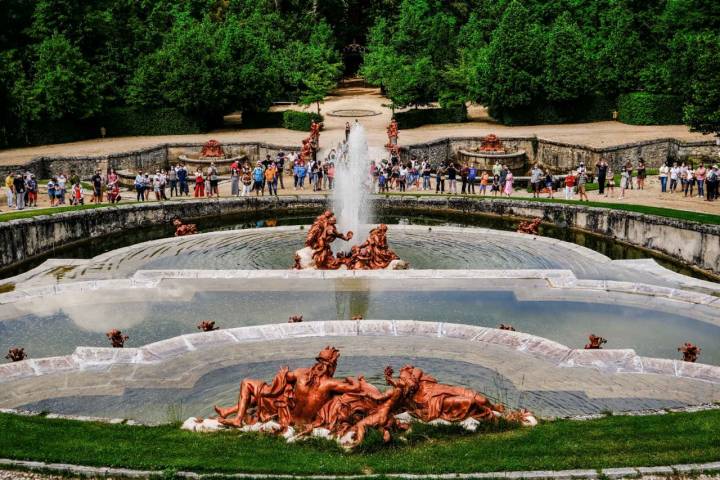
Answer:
[5, 151, 720, 211]
[658, 162, 719, 201]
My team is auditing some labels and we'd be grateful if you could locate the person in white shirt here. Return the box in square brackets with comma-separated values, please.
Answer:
[669, 163, 680, 193]
[659, 163, 669, 192]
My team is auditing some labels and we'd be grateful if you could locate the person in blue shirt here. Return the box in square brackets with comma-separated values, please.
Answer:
[252, 163, 265, 196]
[297, 162, 307, 190]
[176, 164, 189, 196]
[468, 163, 477, 194]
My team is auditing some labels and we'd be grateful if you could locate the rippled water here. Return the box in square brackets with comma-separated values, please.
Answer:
[2, 286, 718, 363]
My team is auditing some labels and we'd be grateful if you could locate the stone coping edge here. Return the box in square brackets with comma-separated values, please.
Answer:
[3, 267, 720, 315]
[1, 320, 719, 386]
[1, 457, 720, 479]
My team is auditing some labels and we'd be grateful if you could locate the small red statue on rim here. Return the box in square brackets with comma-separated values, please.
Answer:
[498, 324, 516, 331]
[517, 218, 541, 235]
[288, 315, 303, 323]
[584, 334, 607, 350]
[197, 321, 219, 332]
[678, 342, 701, 362]
[5, 347, 27, 362]
[173, 218, 198, 237]
[107, 329, 128, 348]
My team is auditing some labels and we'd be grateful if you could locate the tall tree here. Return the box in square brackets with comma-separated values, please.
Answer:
[483, 0, 545, 114]
[544, 13, 593, 102]
[683, 32, 720, 136]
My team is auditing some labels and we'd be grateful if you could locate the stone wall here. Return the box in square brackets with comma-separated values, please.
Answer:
[0, 196, 719, 276]
[0, 142, 301, 179]
[400, 137, 719, 174]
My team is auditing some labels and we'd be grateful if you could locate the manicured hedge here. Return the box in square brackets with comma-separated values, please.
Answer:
[492, 96, 616, 126]
[394, 106, 467, 128]
[241, 110, 322, 131]
[617, 93, 684, 125]
[20, 119, 97, 146]
[100, 107, 207, 136]
[241, 111, 284, 128]
[282, 110, 323, 131]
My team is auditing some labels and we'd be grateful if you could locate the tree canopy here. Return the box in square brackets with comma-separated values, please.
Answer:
[1, 0, 720, 147]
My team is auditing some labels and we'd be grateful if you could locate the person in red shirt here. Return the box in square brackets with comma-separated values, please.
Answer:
[564, 172, 576, 200]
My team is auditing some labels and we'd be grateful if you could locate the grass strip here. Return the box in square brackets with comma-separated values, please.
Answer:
[385, 192, 720, 225]
[0, 410, 719, 475]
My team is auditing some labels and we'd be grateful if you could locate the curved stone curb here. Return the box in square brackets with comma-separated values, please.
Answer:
[1, 457, 719, 479]
[2, 320, 719, 385]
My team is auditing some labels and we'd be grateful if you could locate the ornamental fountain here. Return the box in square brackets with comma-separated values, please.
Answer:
[458, 134, 527, 175]
[177, 139, 247, 174]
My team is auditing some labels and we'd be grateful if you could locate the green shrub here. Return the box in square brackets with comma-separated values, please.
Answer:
[100, 107, 207, 136]
[241, 111, 284, 128]
[492, 96, 616, 126]
[21, 119, 97, 146]
[394, 106, 467, 128]
[617, 93, 684, 125]
[282, 110, 323, 131]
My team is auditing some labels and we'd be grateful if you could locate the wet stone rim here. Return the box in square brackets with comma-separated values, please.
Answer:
[1, 319, 719, 386]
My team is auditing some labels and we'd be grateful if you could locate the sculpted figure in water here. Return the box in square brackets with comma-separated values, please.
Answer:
[211, 347, 536, 447]
[214, 346, 362, 428]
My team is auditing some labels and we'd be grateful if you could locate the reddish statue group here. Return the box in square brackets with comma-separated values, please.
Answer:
[584, 334, 607, 350]
[300, 120, 321, 163]
[106, 329, 128, 348]
[173, 218, 198, 237]
[214, 346, 535, 446]
[197, 320, 219, 332]
[479, 134, 505, 153]
[678, 342, 701, 362]
[517, 218, 541, 235]
[294, 211, 406, 270]
[5, 347, 27, 362]
[200, 139, 225, 158]
[386, 118, 399, 149]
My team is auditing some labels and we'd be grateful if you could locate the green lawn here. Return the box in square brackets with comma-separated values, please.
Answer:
[0, 203, 112, 222]
[1, 410, 719, 475]
[386, 192, 720, 225]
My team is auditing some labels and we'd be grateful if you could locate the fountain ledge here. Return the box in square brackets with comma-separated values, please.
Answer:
[1, 320, 719, 385]
[3, 269, 720, 314]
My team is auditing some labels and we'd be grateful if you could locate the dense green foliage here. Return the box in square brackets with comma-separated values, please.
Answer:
[0, 0, 345, 147]
[1, 410, 720, 474]
[282, 111, 324, 131]
[618, 93, 684, 125]
[2, 0, 720, 145]
[362, 0, 720, 131]
[100, 108, 207, 136]
[394, 106, 467, 128]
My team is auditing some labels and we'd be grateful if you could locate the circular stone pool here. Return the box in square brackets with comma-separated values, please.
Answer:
[2, 215, 720, 423]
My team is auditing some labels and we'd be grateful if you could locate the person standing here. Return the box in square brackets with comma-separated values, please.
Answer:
[4, 173, 14, 208]
[576, 168, 589, 201]
[659, 162, 669, 193]
[194, 169, 205, 197]
[492, 160, 502, 179]
[177, 164, 189, 196]
[460, 164, 469, 194]
[479, 171, 489, 196]
[208, 163, 219, 198]
[619, 166, 631, 199]
[345, 122, 351, 141]
[327, 162, 335, 190]
[167, 166, 178, 197]
[669, 162, 680, 192]
[241, 168, 252, 197]
[422, 162, 431, 191]
[12, 173, 25, 210]
[135, 171, 145, 202]
[26, 175, 37, 207]
[435, 164, 446, 194]
[47, 178, 57, 207]
[91, 170, 103, 204]
[596, 159, 608, 196]
[706, 165, 718, 201]
[696, 163, 706, 198]
[265, 162, 278, 196]
[276, 153, 285, 190]
[467, 163, 477, 194]
[503, 170, 514, 197]
[230, 162, 240, 197]
[447, 163, 458, 194]
[530, 163, 542, 198]
[564, 171, 576, 200]
[57, 173, 67, 205]
[252, 162, 265, 195]
[637, 160, 646, 190]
